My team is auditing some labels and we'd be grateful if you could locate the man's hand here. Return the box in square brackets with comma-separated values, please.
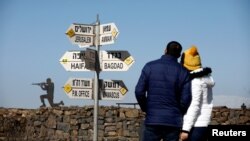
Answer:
[179, 132, 189, 141]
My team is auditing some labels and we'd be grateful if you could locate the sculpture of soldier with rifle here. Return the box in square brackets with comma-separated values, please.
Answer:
[32, 78, 64, 107]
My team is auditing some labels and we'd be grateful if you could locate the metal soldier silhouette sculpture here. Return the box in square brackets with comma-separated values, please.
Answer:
[32, 78, 64, 107]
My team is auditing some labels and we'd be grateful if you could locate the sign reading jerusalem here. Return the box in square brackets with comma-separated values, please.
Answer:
[65, 23, 95, 48]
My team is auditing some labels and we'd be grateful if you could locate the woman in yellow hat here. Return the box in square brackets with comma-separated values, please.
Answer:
[179, 46, 215, 141]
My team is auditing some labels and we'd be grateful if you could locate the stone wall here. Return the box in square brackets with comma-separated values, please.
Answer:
[0, 106, 249, 141]
[211, 106, 250, 125]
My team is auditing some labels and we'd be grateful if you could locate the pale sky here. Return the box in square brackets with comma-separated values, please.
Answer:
[0, 0, 249, 109]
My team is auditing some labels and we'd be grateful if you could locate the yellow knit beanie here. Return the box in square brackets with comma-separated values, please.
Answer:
[182, 46, 201, 71]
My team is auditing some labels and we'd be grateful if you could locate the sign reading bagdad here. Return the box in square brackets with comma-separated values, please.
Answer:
[100, 50, 134, 71]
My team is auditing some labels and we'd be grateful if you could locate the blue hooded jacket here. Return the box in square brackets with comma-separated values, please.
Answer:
[135, 55, 191, 127]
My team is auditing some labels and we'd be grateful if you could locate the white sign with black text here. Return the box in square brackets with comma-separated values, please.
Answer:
[59, 50, 92, 71]
[100, 79, 128, 100]
[100, 50, 135, 71]
[63, 78, 93, 99]
[65, 23, 95, 48]
[100, 23, 119, 45]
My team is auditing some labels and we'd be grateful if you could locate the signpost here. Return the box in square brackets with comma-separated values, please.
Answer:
[63, 78, 93, 99]
[100, 50, 134, 71]
[100, 79, 128, 100]
[61, 15, 134, 141]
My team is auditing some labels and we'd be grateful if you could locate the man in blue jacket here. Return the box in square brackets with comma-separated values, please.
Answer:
[135, 41, 192, 141]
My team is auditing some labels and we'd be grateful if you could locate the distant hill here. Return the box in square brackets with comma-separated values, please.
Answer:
[213, 95, 250, 108]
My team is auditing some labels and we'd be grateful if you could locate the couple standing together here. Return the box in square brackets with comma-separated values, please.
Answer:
[135, 41, 215, 141]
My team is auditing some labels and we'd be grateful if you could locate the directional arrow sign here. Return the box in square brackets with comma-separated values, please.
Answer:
[100, 79, 128, 100]
[65, 23, 95, 48]
[63, 78, 93, 99]
[100, 23, 119, 45]
[59, 50, 95, 71]
[100, 50, 135, 71]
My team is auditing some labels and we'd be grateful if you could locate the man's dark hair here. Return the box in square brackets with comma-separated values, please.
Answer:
[166, 41, 182, 58]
